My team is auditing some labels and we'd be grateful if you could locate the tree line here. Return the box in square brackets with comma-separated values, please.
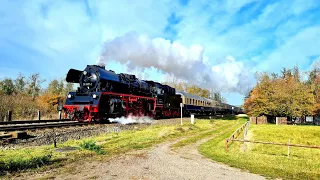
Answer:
[0, 73, 73, 120]
[244, 65, 320, 118]
[162, 78, 227, 103]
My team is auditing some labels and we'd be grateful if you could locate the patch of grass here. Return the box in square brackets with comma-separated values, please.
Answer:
[172, 119, 242, 149]
[80, 140, 105, 155]
[199, 123, 320, 180]
[0, 148, 52, 174]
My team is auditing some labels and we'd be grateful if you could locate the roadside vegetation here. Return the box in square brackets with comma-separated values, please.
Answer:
[199, 123, 320, 180]
[0, 118, 236, 176]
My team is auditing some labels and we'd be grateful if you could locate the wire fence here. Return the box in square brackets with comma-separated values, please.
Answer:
[225, 120, 320, 158]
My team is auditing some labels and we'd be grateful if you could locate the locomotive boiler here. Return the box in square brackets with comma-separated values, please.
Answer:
[66, 64, 155, 96]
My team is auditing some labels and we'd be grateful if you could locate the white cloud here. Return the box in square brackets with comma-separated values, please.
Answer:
[98, 33, 255, 94]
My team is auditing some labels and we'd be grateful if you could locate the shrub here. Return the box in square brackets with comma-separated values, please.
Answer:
[79, 140, 105, 155]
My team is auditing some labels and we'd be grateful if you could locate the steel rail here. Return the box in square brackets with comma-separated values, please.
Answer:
[0, 119, 72, 125]
[0, 121, 91, 131]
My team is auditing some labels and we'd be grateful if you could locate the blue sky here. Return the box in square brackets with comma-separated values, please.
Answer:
[1, 0, 320, 106]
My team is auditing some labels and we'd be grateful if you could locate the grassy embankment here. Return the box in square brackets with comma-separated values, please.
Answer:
[199, 123, 320, 180]
[0, 117, 239, 176]
[172, 117, 245, 149]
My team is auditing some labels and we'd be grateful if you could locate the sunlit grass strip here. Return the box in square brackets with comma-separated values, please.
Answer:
[0, 148, 53, 173]
[199, 124, 320, 180]
[172, 120, 239, 149]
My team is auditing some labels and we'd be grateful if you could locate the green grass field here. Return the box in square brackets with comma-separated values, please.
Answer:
[172, 118, 243, 149]
[199, 123, 320, 180]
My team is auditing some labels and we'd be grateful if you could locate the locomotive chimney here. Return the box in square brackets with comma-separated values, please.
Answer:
[97, 62, 106, 69]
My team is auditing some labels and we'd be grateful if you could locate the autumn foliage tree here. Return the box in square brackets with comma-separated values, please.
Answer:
[0, 73, 73, 120]
[244, 66, 315, 117]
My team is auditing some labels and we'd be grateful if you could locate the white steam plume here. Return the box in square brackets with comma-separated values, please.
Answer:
[97, 32, 254, 95]
[108, 114, 153, 124]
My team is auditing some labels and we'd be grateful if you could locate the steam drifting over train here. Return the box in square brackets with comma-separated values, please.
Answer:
[61, 64, 243, 122]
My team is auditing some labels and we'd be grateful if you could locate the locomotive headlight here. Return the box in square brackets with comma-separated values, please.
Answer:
[67, 94, 72, 99]
[92, 94, 98, 99]
[83, 71, 87, 75]
[91, 74, 97, 80]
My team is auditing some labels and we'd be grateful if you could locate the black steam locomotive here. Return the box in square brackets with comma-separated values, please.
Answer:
[62, 64, 242, 121]
[63, 64, 179, 121]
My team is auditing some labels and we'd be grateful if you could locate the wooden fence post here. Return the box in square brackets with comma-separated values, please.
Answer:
[53, 128, 57, 148]
[8, 110, 12, 122]
[38, 110, 41, 120]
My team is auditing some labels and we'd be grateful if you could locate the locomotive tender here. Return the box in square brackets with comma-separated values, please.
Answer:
[62, 64, 242, 121]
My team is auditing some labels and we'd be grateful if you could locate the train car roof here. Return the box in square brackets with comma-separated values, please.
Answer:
[176, 91, 212, 102]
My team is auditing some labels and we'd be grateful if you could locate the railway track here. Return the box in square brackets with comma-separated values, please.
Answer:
[0, 121, 91, 131]
[0, 119, 72, 125]
[0, 114, 234, 132]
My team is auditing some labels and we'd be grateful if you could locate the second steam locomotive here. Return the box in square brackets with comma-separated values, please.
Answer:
[61, 64, 242, 121]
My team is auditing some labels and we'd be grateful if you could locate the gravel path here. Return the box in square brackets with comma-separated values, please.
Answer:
[20, 128, 265, 180]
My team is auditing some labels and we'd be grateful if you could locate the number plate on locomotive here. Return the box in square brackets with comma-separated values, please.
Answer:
[83, 83, 92, 86]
